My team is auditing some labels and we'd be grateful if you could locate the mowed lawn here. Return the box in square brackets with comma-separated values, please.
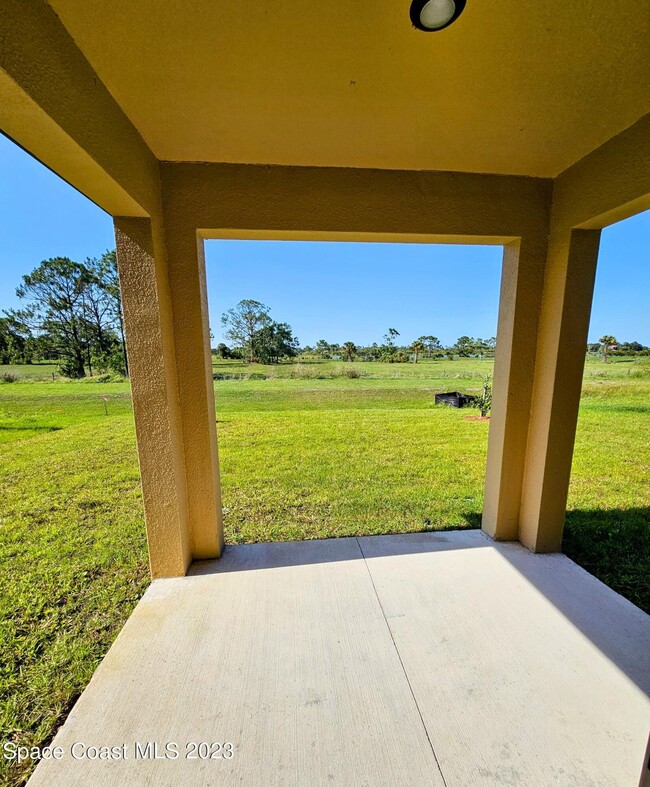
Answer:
[1, 357, 649, 784]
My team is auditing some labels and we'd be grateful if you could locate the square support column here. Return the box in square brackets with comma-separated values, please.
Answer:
[519, 229, 602, 551]
[162, 222, 224, 560]
[482, 236, 547, 541]
[114, 218, 192, 577]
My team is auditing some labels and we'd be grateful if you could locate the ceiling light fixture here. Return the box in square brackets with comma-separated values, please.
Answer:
[410, 0, 466, 32]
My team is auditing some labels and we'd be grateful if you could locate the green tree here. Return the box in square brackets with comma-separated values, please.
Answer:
[253, 321, 299, 364]
[0, 316, 32, 364]
[410, 339, 425, 363]
[342, 341, 357, 361]
[221, 299, 272, 362]
[79, 254, 120, 376]
[9, 258, 90, 378]
[418, 335, 442, 358]
[365, 342, 381, 361]
[380, 328, 400, 361]
[599, 335, 617, 363]
[315, 339, 332, 358]
[4, 251, 126, 377]
[619, 341, 645, 353]
[215, 343, 233, 359]
[95, 251, 129, 376]
[453, 336, 474, 357]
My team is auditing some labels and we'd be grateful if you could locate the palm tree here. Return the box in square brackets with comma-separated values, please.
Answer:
[599, 335, 617, 363]
[342, 341, 357, 362]
[411, 340, 425, 364]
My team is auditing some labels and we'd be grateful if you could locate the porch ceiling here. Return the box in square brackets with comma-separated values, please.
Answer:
[48, 0, 650, 177]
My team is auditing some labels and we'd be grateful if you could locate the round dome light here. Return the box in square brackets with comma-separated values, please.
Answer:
[410, 0, 467, 32]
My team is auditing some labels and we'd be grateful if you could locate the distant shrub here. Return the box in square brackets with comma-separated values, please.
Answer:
[282, 365, 368, 380]
[214, 372, 240, 380]
[334, 367, 367, 379]
[286, 365, 319, 379]
[57, 358, 86, 379]
[1, 373, 18, 383]
[384, 352, 410, 363]
[77, 372, 126, 384]
[213, 371, 268, 381]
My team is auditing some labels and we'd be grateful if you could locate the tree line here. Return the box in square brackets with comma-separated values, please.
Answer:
[303, 335, 648, 363]
[216, 299, 497, 363]
[307, 332, 497, 363]
[1, 252, 128, 377]
[3, 275, 646, 375]
[217, 300, 649, 365]
[588, 336, 650, 361]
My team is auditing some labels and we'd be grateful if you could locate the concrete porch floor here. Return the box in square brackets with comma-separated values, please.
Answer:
[29, 530, 650, 786]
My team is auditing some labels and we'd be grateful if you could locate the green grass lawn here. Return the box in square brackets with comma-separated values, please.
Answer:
[0, 362, 60, 381]
[1, 356, 648, 784]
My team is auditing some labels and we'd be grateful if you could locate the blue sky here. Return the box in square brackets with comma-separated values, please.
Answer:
[1, 132, 648, 348]
[205, 240, 503, 347]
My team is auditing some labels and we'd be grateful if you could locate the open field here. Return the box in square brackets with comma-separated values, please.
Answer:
[0, 362, 59, 381]
[1, 357, 649, 784]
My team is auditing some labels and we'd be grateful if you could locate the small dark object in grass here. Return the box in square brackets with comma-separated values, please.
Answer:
[435, 391, 473, 408]
[423, 518, 431, 528]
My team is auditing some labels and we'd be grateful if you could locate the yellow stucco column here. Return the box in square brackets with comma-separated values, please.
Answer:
[114, 218, 192, 576]
[482, 235, 548, 541]
[162, 220, 224, 560]
[519, 228, 602, 552]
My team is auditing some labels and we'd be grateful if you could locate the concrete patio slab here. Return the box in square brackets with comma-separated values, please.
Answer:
[29, 531, 650, 786]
